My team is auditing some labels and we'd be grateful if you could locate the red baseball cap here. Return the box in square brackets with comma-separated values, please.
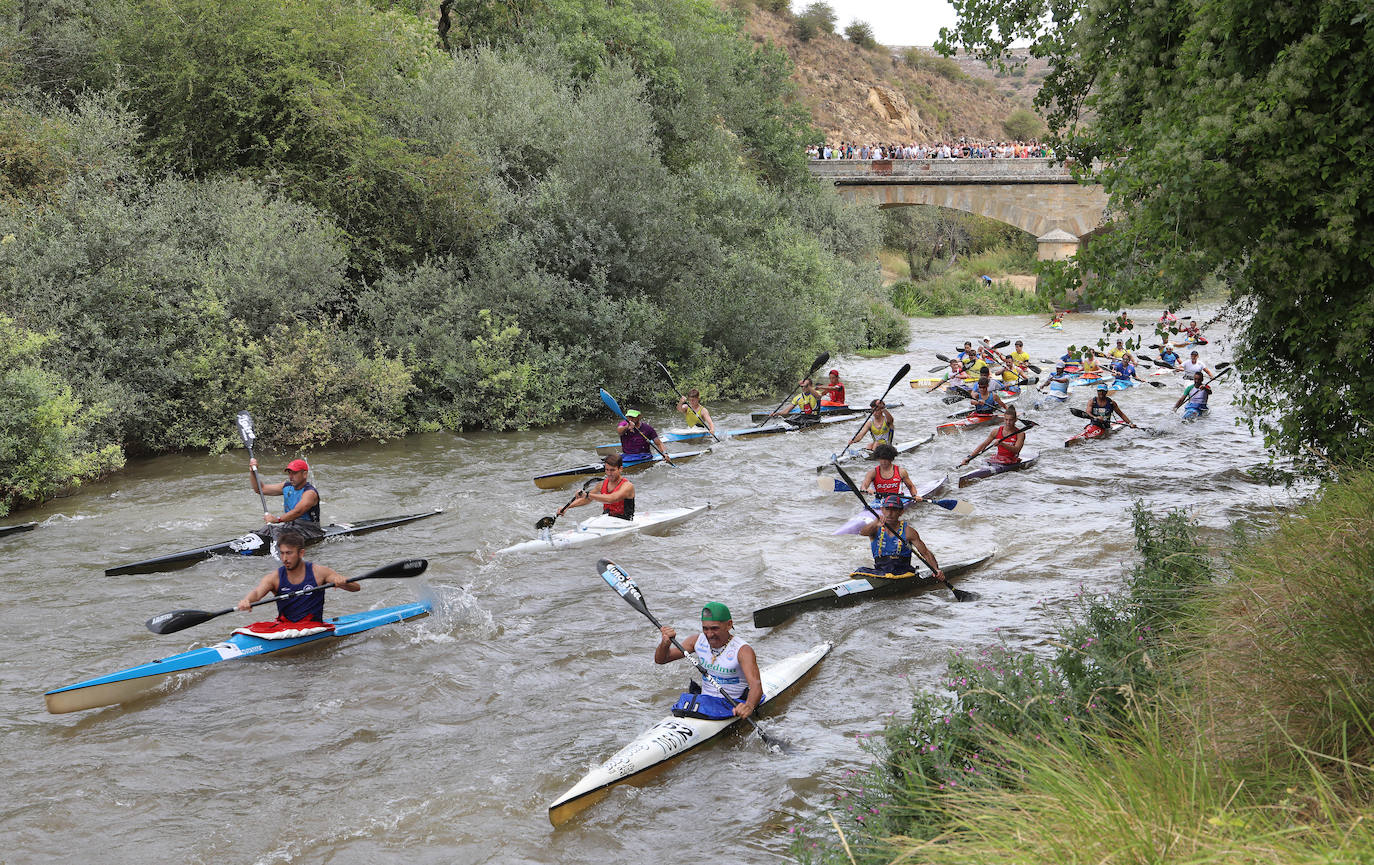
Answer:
[828, 369, 839, 376]
[284, 459, 310, 472]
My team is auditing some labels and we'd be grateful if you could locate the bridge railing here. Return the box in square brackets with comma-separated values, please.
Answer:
[808, 157, 1088, 183]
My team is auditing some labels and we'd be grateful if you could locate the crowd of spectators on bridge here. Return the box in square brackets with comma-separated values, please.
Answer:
[806, 140, 1054, 160]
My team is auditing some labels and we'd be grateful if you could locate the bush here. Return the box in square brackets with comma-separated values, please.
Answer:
[796, 2, 836, 36]
[1003, 107, 1045, 140]
[0, 318, 124, 516]
[902, 48, 964, 81]
[843, 21, 877, 50]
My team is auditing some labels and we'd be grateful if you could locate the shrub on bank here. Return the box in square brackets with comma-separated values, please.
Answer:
[891, 274, 1051, 316]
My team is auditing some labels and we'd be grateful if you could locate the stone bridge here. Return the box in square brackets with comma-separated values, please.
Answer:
[808, 158, 1109, 261]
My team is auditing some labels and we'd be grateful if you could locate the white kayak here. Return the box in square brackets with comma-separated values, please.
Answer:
[495, 505, 709, 554]
[548, 641, 831, 826]
[832, 475, 948, 535]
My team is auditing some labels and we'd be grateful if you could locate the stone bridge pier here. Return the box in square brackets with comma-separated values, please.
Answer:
[808, 158, 1108, 262]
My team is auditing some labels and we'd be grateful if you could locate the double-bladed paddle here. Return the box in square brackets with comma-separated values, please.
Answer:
[756, 351, 829, 427]
[831, 363, 910, 462]
[536, 476, 603, 531]
[599, 388, 676, 466]
[816, 475, 974, 516]
[595, 558, 791, 753]
[236, 411, 270, 518]
[1172, 366, 1233, 413]
[958, 420, 1037, 467]
[145, 558, 429, 635]
[830, 462, 975, 602]
[654, 361, 721, 444]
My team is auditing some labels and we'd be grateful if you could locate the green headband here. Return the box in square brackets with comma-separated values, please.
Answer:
[701, 602, 731, 622]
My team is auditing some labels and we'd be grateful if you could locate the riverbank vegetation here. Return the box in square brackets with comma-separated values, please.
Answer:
[0, 0, 905, 515]
[796, 472, 1374, 863]
[880, 208, 1050, 316]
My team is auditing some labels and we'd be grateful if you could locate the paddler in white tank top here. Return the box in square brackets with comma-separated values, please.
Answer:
[655, 602, 763, 719]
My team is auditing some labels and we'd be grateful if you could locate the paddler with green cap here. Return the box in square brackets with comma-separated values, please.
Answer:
[617, 408, 672, 463]
[655, 601, 763, 720]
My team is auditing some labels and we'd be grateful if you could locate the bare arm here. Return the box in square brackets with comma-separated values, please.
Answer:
[313, 563, 360, 593]
[734, 645, 763, 717]
[654, 627, 693, 664]
[237, 571, 281, 611]
[275, 487, 319, 523]
[905, 526, 946, 582]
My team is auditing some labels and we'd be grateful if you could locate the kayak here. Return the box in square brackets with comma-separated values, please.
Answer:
[831, 475, 949, 535]
[747, 402, 904, 423]
[1182, 405, 1209, 422]
[1034, 389, 1069, 408]
[815, 434, 934, 473]
[1049, 321, 1063, 330]
[593, 429, 713, 455]
[104, 510, 445, 576]
[751, 554, 994, 628]
[957, 450, 1039, 488]
[44, 600, 431, 714]
[908, 378, 947, 388]
[728, 413, 855, 440]
[936, 413, 998, 435]
[533, 449, 709, 489]
[1064, 423, 1109, 447]
[0, 521, 38, 538]
[1071, 377, 1134, 391]
[547, 642, 831, 826]
[1068, 372, 1109, 386]
[494, 505, 709, 554]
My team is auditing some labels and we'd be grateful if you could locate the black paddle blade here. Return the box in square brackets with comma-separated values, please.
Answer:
[235, 411, 257, 448]
[807, 351, 830, 375]
[147, 608, 224, 635]
[535, 516, 555, 530]
[1070, 407, 1091, 420]
[887, 363, 912, 391]
[942, 394, 965, 404]
[927, 364, 946, 373]
[992, 340, 1010, 349]
[950, 586, 979, 602]
[935, 353, 951, 363]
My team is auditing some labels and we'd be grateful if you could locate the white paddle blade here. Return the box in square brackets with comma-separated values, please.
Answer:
[948, 499, 975, 516]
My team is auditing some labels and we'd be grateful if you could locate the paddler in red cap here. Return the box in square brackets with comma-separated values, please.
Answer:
[858, 494, 947, 581]
[248, 455, 324, 541]
[817, 368, 846, 407]
[656, 601, 763, 719]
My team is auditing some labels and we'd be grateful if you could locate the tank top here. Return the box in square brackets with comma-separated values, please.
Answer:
[872, 464, 903, 496]
[276, 562, 325, 622]
[693, 633, 748, 699]
[1184, 384, 1210, 407]
[281, 482, 320, 523]
[870, 520, 913, 560]
[972, 384, 999, 414]
[682, 404, 706, 428]
[792, 393, 819, 415]
[1090, 397, 1115, 423]
[995, 423, 1020, 461]
[822, 383, 845, 405]
[869, 415, 893, 444]
[600, 476, 635, 520]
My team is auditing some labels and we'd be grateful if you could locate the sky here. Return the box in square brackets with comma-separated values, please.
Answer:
[791, 0, 961, 47]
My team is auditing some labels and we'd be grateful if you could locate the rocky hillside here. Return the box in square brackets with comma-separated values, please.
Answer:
[737, 6, 1043, 143]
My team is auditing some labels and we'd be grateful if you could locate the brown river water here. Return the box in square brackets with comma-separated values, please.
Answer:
[0, 308, 1304, 864]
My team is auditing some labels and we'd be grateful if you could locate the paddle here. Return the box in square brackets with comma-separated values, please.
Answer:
[595, 558, 791, 753]
[926, 363, 946, 373]
[655, 361, 721, 444]
[832, 363, 910, 461]
[536, 476, 603, 531]
[1069, 407, 1145, 432]
[146, 558, 429, 635]
[757, 351, 829, 427]
[600, 388, 675, 466]
[958, 420, 1037, 467]
[817, 475, 974, 515]
[830, 462, 975, 602]
[236, 411, 270, 518]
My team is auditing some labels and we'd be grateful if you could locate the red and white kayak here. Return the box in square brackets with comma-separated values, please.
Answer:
[957, 450, 1039, 487]
[935, 413, 998, 435]
[1064, 423, 1108, 447]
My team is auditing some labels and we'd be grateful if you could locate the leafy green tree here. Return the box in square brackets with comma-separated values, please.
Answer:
[1002, 107, 1044, 140]
[843, 20, 877, 49]
[939, 0, 1374, 467]
[796, 2, 836, 36]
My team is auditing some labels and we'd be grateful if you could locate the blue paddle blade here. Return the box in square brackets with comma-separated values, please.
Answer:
[599, 387, 626, 420]
[930, 498, 958, 511]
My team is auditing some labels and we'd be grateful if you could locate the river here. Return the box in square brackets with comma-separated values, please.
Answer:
[0, 308, 1302, 864]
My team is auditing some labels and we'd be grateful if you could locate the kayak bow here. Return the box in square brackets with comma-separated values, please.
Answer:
[495, 505, 710, 554]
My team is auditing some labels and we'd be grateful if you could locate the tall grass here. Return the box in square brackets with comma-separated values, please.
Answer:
[889, 244, 1048, 316]
[795, 481, 1374, 864]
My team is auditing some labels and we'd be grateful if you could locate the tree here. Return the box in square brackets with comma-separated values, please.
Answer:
[843, 20, 877, 49]
[938, 0, 1374, 469]
[796, 2, 836, 37]
[1002, 108, 1043, 140]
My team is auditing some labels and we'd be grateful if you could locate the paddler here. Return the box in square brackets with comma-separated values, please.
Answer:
[859, 442, 919, 499]
[1174, 371, 1213, 419]
[851, 398, 896, 452]
[558, 453, 635, 520]
[967, 370, 1007, 416]
[1007, 339, 1032, 370]
[234, 529, 357, 635]
[1158, 346, 1181, 367]
[956, 340, 978, 364]
[772, 378, 820, 421]
[858, 495, 947, 581]
[675, 388, 716, 436]
[1108, 338, 1128, 359]
[960, 404, 1026, 466]
[618, 409, 672, 464]
[248, 457, 325, 541]
[1037, 361, 1072, 399]
[656, 602, 762, 719]
[1084, 383, 1137, 435]
[1110, 352, 1145, 384]
[1179, 350, 1214, 379]
[817, 369, 847, 407]
[1080, 348, 1104, 377]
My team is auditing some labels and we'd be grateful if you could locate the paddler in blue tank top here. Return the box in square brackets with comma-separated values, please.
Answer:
[248, 457, 325, 541]
[234, 529, 358, 633]
[967, 370, 1007, 416]
[656, 602, 763, 719]
[859, 495, 947, 581]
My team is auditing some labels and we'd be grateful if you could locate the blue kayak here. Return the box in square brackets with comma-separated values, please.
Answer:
[44, 601, 432, 714]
